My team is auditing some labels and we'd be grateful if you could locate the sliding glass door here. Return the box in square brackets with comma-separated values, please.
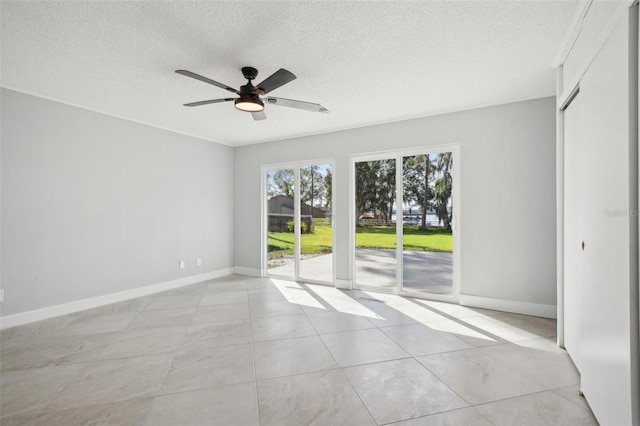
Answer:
[298, 164, 333, 283]
[401, 152, 454, 297]
[265, 167, 296, 279]
[354, 158, 397, 292]
[352, 147, 458, 301]
[264, 161, 334, 284]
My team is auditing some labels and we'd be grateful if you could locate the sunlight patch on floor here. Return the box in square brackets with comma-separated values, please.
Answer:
[306, 284, 379, 319]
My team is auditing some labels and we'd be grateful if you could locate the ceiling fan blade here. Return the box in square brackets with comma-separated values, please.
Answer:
[265, 97, 329, 113]
[252, 111, 267, 121]
[183, 98, 235, 107]
[255, 69, 296, 94]
[175, 70, 239, 95]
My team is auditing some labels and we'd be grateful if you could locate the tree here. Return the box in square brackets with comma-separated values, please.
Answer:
[433, 152, 453, 230]
[355, 161, 377, 226]
[355, 159, 396, 226]
[402, 154, 435, 228]
[378, 160, 396, 225]
[268, 169, 294, 198]
[324, 168, 332, 211]
[300, 165, 326, 216]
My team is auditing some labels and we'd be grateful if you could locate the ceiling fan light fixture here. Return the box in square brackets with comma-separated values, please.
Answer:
[234, 96, 264, 112]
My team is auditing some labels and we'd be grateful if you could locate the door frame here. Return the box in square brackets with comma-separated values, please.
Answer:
[261, 158, 336, 286]
[349, 145, 461, 303]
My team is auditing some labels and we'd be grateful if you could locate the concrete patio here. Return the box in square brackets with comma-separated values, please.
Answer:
[269, 249, 453, 295]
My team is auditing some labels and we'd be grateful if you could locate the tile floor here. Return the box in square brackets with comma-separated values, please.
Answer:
[0, 275, 598, 425]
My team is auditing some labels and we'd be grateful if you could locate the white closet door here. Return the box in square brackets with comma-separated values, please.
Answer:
[563, 9, 636, 425]
[562, 89, 585, 372]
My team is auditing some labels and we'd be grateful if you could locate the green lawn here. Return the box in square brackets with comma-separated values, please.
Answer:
[356, 225, 453, 252]
[267, 221, 333, 258]
[267, 221, 452, 258]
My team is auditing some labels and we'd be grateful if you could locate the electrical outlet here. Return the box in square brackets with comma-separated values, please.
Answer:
[179, 260, 186, 269]
[196, 257, 202, 266]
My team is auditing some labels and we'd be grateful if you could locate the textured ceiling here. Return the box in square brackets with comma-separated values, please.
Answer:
[0, 1, 580, 147]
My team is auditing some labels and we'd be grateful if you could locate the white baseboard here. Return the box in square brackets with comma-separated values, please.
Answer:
[0, 268, 234, 330]
[460, 294, 557, 319]
[334, 279, 352, 290]
[233, 266, 262, 277]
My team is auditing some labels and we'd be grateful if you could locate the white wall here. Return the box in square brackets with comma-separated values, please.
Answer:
[1, 89, 234, 317]
[234, 97, 557, 313]
[1, 91, 557, 320]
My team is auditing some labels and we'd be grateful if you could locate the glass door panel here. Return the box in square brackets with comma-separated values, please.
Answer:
[299, 164, 333, 283]
[266, 168, 296, 279]
[354, 159, 397, 290]
[401, 152, 454, 296]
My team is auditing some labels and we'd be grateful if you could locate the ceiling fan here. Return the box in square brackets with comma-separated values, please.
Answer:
[175, 67, 329, 121]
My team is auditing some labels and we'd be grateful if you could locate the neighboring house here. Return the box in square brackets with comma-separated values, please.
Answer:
[267, 195, 326, 233]
[268, 195, 326, 218]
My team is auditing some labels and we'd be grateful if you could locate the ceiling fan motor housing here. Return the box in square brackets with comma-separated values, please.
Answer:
[241, 66, 259, 81]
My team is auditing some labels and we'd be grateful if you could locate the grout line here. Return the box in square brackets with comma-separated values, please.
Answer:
[246, 279, 263, 426]
[548, 385, 596, 414]
[337, 367, 380, 425]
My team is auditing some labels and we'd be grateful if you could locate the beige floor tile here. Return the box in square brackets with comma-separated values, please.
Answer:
[291, 288, 338, 313]
[191, 303, 250, 324]
[95, 326, 187, 359]
[411, 299, 500, 320]
[200, 290, 248, 306]
[417, 348, 546, 405]
[249, 298, 304, 317]
[361, 305, 420, 327]
[382, 298, 450, 323]
[205, 278, 249, 293]
[145, 382, 259, 426]
[145, 293, 204, 310]
[49, 312, 138, 336]
[551, 383, 594, 412]
[48, 353, 173, 410]
[181, 319, 252, 348]
[248, 289, 290, 303]
[321, 328, 410, 367]
[475, 391, 599, 426]
[479, 338, 579, 390]
[389, 406, 494, 426]
[460, 315, 547, 343]
[344, 358, 468, 424]
[0, 413, 38, 425]
[70, 297, 153, 317]
[306, 310, 376, 335]
[488, 312, 557, 338]
[0, 364, 83, 418]
[28, 397, 153, 426]
[1, 317, 77, 349]
[380, 323, 473, 356]
[157, 282, 207, 297]
[253, 335, 338, 379]
[159, 343, 254, 394]
[304, 285, 372, 312]
[257, 369, 375, 426]
[426, 318, 508, 347]
[126, 307, 196, 330]
[1, 332, 114, 372]
[251, 314, 317, 342]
